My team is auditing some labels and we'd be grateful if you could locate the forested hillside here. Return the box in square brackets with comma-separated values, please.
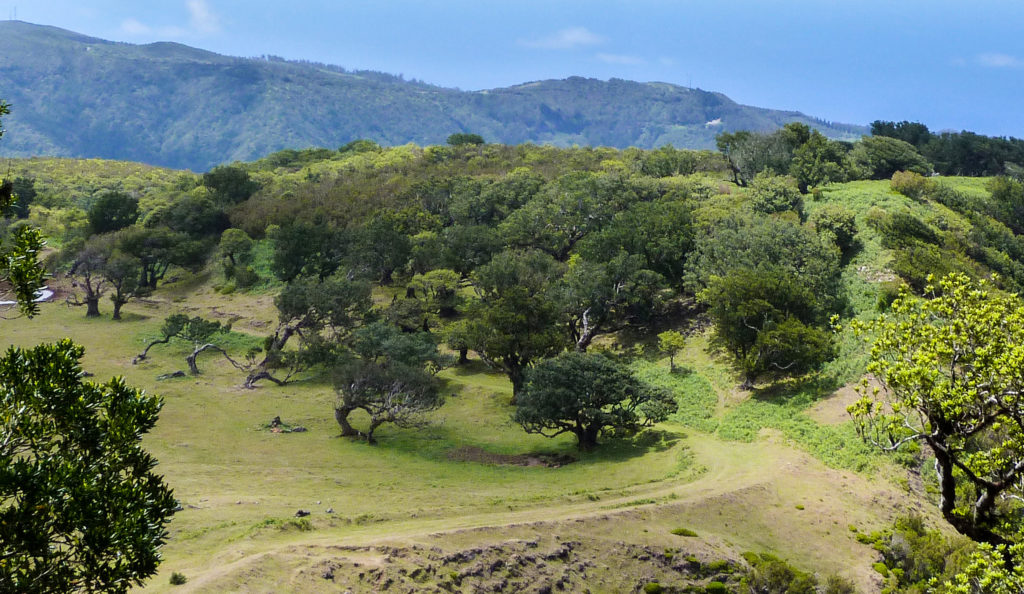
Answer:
[0, 21, 864, 171]
[5, 113, 1024, 590]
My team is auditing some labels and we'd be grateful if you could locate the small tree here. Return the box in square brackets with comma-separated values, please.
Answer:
[0, 340, 176, 592]
[104, 251, 143, 320]
[701, 266, 835, 388]
[514, 352, 677, 451]
[133, 314, 235, 375]
[810, 204, 858, 256]
[657, 330, 686, 372]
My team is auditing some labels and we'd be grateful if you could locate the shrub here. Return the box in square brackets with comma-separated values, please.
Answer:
[890, 170, 931, 199]
[745, 552, 817, 594]
[874, 211, 939, 248]
[705, 581, 727, 594]
[822, 575, 856, 594]
[671, 527, 698, 537]
[169, 572, 188, 585]
[811, 204, 858, 255]
[234, 265, 260, 288]
[643, 582, 664, 594]
[876, 280, 908, 311]
[748, 172, 803, 217]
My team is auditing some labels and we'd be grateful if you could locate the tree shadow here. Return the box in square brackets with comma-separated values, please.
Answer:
[448, 359, 498, 377]
[748, 370, 844, 407]
[582, 428, 684, 464]
[838, 239, 864, 268]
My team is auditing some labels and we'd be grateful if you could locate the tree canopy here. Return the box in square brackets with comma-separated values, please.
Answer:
[514, 352, 676, 450]
[849, 274, 1024, 546]
[0, 340, 176, 592]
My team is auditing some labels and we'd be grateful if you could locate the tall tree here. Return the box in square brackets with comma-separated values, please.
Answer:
[0, 101, 175, 591]
[465, 249, 566, 402]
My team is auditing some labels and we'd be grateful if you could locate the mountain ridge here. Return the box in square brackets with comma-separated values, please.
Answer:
[0, 20, 866, 171]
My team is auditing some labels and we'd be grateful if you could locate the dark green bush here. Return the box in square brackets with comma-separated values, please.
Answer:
[744, 552, 816, 594]
[822, 575, 856, 594]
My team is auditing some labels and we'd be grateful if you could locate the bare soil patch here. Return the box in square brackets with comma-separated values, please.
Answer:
[447, 445, 575, 468]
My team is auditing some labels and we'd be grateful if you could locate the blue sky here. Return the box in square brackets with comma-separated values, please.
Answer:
[4, 0, 1024, 137]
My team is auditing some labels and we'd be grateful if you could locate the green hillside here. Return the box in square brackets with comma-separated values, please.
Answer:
[0, 21, 864, 172]
[5, 126, 1024, 590]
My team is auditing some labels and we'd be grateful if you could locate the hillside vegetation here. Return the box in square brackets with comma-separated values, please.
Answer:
[0, 21, 864, 171]
[4, 129, 1024, 592]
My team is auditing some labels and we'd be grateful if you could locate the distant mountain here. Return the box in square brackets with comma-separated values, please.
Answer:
[0, 21, 867, 172]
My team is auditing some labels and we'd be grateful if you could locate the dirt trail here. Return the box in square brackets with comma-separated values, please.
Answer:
[165, 433, 904, 593]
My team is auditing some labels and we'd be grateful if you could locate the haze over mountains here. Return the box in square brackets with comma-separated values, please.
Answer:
[0, 21, 866, 172]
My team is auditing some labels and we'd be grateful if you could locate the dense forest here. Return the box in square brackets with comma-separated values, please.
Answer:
[4, 108, 1024, 591]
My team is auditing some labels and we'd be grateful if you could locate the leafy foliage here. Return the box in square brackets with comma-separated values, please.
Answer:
[87, 191, 139, 234]
[0, 340, 176, 593]
[849, 274, 1024, 544]
[514, 352, 677, 450]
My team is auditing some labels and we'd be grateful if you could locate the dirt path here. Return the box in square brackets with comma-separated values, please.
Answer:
[163, 432, 905, 593]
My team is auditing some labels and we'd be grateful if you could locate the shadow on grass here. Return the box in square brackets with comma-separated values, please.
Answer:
[582, 428, 684, 464]
[667, 365, 695, 379]
[748, 370, 845, 408]
[448, 359, 500, 377]
[354, 419, 684, 469]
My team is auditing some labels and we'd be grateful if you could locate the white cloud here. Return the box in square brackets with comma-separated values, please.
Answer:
[120, 18, 151, 35]
[976, 52, 1022, 68]
[596, 53, 646, 65]
[120, 1, 220, 39]
[520, 27, 604, 50]
[187, 0, 221, 34]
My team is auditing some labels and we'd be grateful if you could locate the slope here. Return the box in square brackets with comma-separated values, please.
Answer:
[0, 21, 865, 171]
